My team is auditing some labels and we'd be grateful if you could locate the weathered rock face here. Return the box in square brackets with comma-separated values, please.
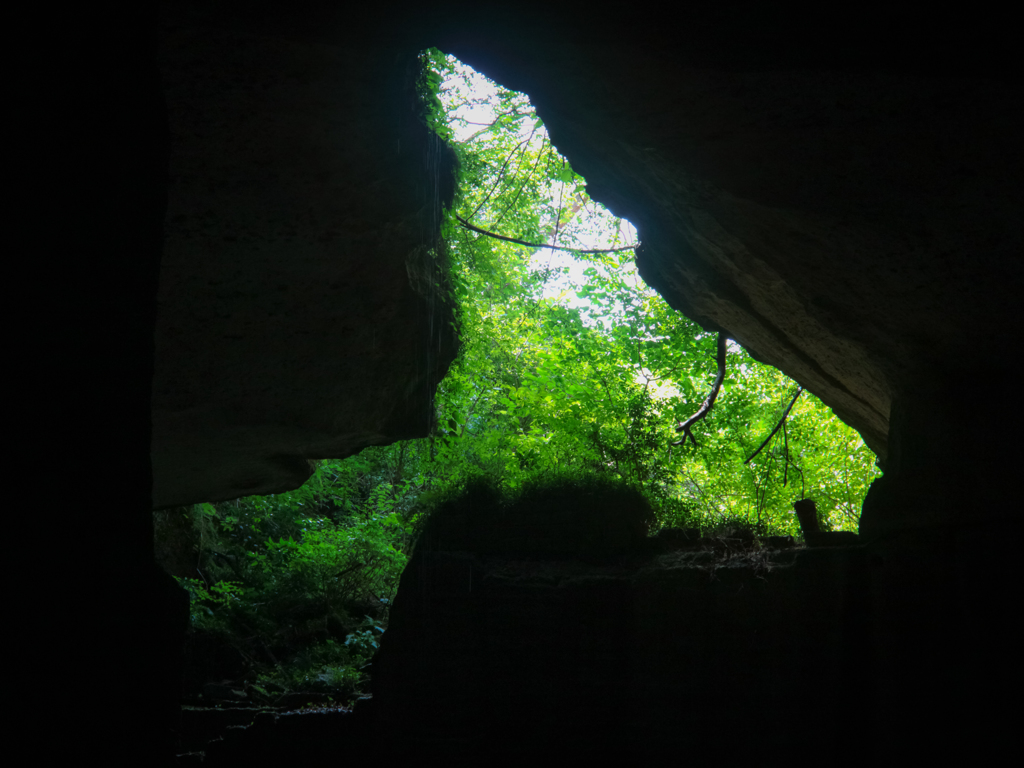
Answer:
[374, 529, 1010, 761]
[375, 543, 872, 760]
[152, 6, 457, 507]
[153, 3, 1020, 538]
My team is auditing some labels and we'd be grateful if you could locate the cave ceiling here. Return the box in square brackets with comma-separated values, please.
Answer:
[153, 1, 1021, 508]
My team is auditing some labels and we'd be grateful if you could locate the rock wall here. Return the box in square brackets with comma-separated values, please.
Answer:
[374, 534, 1006, 761]
[153, 4, 457, 507]
[374, 544, 870, 760]
[43, 1, 1017, 761]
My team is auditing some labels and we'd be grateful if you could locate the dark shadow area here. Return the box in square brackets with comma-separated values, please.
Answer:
[40, 1, 1017, 763]
[373, 483, 873, 761]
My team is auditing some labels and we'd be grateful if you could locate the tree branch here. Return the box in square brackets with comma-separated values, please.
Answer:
[782, 417, 789, 486]
[455, 215, 637, 254]
[468, 130, 536, 221]
[539, 193, 584, 245]
[672, 332, 727, 447]
[491, 137, 549, 226]
[461, 109, 534, 143]
[744, 386, 804, 464]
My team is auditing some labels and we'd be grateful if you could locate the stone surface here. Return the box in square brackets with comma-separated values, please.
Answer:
[179, 707, 269, 754]
[153, 6, 457, 507]
[374, 544, 873, 760]
[375, 524, 1013, 761]
[201, 708, 371, 766]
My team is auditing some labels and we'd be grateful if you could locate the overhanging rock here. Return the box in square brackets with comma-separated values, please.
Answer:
[153, 12, 457, 507]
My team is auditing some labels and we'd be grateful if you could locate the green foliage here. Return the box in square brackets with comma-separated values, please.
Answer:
[249, 517, 406, 619]
[417, 48, 455, 143]
[176, 577, 246, 630]
[410, 49, 879, 537]
[255, 617, 384, 700]
[168, 447, 421, 704]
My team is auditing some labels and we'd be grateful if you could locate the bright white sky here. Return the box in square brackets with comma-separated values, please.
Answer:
[438, 54, 697, 401]
[439, 56, 643, 312]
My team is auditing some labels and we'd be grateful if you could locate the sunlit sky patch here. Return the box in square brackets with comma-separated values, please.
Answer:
[436, 55, 643, 314]
[434, 54, 761, 405]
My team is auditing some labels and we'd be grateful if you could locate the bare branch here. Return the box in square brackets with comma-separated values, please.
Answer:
[491, 136, 549, 226]
[463, 108, 537, 143]
[455, 215, 638, 254]
[744, 387, 804, 465]
[672, 332, 727, 447]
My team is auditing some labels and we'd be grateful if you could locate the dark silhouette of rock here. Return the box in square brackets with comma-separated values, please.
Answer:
[374, 544, 872, 761]
[41, 1, 1017, 762]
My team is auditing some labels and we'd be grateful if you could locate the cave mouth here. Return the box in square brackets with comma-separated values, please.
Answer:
[155, 51, 883, 759]
[416, 47, 879, 533]
[77, 8, 1016, 761]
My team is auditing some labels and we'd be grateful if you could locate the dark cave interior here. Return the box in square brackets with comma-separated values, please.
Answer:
[44, 1, 1019, 763]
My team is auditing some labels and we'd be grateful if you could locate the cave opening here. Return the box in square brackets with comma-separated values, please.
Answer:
[58, 5, 1017, 763]
[414, 47, 881, 534]
[157, 49, 886, 761]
